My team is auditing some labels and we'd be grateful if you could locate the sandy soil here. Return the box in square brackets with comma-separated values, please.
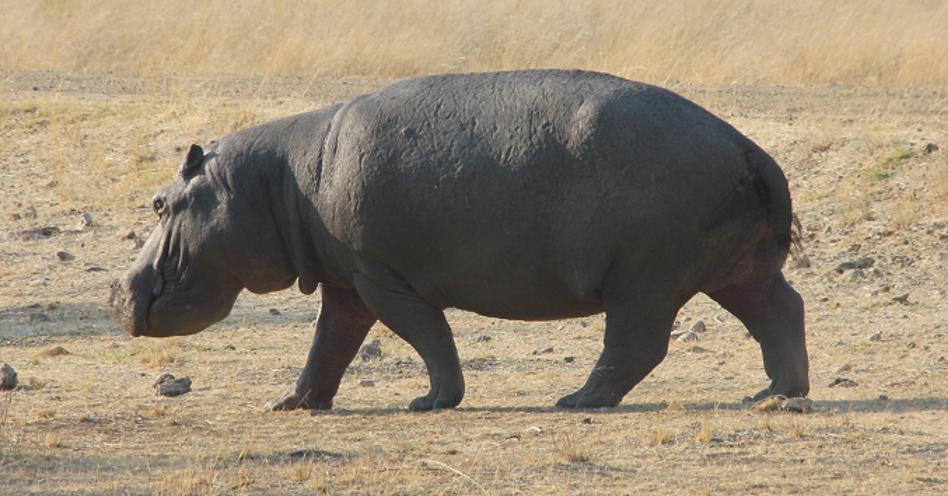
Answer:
[0, 71, 946, 495]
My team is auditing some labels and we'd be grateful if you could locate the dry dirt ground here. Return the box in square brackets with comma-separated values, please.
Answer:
[0, 71, 946, 495]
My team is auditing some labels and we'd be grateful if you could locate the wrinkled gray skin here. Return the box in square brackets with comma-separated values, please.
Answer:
[110, 70, 809, 411]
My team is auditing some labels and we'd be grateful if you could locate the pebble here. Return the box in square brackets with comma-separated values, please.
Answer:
[268, 308, 281, 316]
[0, 362, 17, 390]
[472, 334, 492, 343]
[122, 231, 137, 240]
[835, 257, 874, 273]
[690, 320, 707, 333]
[359, 339, 382, 360]
[359, 379, 375, 387]
[56, 250, 74, 261]
[532, 347, 554, 355]
[676, 330, 699, 342]
[869, 331, 883, 342]
[564, 356, 576, 363]
[76, 211, 93, 230]
[891, 293, 910, 305]
[828, 377, 857, 388]
[153, 373, 192, 397]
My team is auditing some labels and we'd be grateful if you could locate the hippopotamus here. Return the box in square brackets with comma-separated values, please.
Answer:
[109, 69, 809, 411]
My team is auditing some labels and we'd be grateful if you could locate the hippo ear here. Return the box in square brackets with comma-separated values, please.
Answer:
[179, 144, 204, 177]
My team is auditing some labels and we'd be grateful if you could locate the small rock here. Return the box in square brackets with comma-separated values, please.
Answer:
[20, 226, 60, 241]
[525, 426, 543, 435]
[835, 257, 875, 273]
[472, 334, 492, 343]
[564, 356, 576, 363]
[359, 339, 382, 360]
[56, 250, 74, 262]
[359, 379, 375, 387]
[923, 143, 939, 154]
[85, 266, 106, 272]
[0, 363, 17, 390]
[836, 363, 853, 374]
[752, 395, 813, 413]
[582, 417, 593, 424]
[76, 212, 93, 230]
[828, 377, 857, 388]
[676, 330, 699, 342]
[122, 231, 137, 240]
[791, 254, 812, 269]
[268, 308, 281, 316]
[690, 320, 707, 333]
[878, 394, 889, 401]
[869, 331, 883, 342]
[891, 293, 910, 305]
[153, 373, 192, 397]
[532, 347, 554, 355]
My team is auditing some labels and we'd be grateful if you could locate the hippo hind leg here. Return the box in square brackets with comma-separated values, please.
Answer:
[708, 273, 809, 401]
[556, 292, 680, 408]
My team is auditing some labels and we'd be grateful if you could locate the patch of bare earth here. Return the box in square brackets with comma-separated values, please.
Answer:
[1, 72, 946, 494]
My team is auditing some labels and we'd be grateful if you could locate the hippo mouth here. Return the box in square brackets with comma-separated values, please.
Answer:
[144, 236, 191, 327]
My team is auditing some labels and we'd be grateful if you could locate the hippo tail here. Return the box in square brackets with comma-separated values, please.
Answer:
[747, 147, 796, 258]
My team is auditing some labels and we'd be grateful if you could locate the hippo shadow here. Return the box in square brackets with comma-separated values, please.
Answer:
[324, 397, 948, 416]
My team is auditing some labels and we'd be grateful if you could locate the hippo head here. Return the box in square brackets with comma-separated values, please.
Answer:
[110, 143, 297, 337]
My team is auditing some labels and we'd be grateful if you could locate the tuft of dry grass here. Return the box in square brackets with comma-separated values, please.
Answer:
[649, 428, 675, 446]
[34, 409, 55, 420]
[43, 433, 63, 449]
[32, 346, 71, 360]
[0, 0, 945, 86]
[695, 422, 714, 443]
[136, 339, 182, 368]
[554, 434, 593, 463]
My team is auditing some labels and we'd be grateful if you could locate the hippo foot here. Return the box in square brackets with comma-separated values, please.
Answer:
[408, 389, 462, 411]
[265, 391, 332, 411]
[555, 388, 622, 409]
[743, 383, 808, 403]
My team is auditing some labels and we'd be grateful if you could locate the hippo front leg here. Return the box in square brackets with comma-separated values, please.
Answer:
[266, 285, 376, 411]
[352, 273, 465, 411]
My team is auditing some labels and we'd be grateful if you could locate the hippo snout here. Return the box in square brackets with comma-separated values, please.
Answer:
[109, 275, 149, 337]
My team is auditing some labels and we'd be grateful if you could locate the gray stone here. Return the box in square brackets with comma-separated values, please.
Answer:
[153, 373, 192, 397]
[359, 339, 382, 360]
[76, 212, 93, 230]
[0, 363, 17, 390]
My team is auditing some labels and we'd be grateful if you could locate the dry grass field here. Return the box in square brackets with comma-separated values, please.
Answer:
[1, 1, 947, 494]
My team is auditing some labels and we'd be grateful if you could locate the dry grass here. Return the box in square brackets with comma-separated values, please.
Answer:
[136, 338, 182, 368]
[31, 345, 71, 360]
[0, 11, 946, 490]
[1, 0, 945, 86]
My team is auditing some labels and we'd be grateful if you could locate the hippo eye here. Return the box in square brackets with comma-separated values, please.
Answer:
[152, 197, 166, 216]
